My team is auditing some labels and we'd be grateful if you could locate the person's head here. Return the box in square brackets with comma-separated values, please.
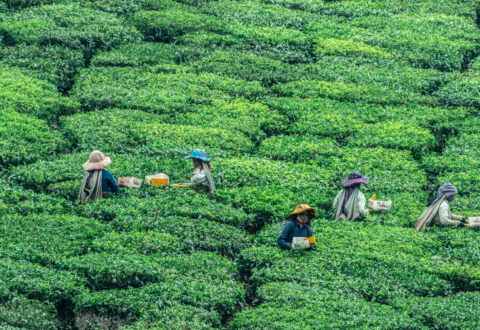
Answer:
[447, 194, 456, 202]
[89, 150, 106, 163]
[434, 182, 458, 205]
[298, 210, 312, 223]
[341, 171, 368, 189]
[192, 158, 203, 169]
[288, 204, 316, 226]
[186, 149, 211, 169]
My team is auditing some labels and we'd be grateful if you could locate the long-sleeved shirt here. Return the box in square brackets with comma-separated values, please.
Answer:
[278, 220, 313, 251]
[187, 168, 209, 188]
[102, 170, 121, 193]
[332, 189, 369, 217]
[433, 200, 461, 227]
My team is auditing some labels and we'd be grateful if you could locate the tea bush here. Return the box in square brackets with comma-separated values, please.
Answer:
[119, 305, 221, 329]
[0, 108, 67, 166]
[272, 79, 437, 106]
[57, 251, 237, 290]
[0, 295, 59, 330]
[109, 215, 251, 256]
[0, 67, 80, 120]
[0, 44, 84, 91]
[0, 4, 141, 57]
[71, 66, 265, 113]
[0, 214, 107, 265]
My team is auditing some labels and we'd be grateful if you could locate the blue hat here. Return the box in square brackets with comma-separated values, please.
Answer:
[185, 149, 211, 162]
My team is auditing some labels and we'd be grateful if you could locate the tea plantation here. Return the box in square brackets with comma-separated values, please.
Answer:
[2, 0, 480, 328]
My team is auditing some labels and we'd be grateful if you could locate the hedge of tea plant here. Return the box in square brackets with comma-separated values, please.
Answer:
[2, 0, 480, 328]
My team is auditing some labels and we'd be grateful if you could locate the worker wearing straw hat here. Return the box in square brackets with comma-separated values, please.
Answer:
[333, 171, 369, 221]
[278, 204, 316, 251]
[79, 150, 121, 205]
[414, 182, 468, 232]
[182, 149, 216, 195]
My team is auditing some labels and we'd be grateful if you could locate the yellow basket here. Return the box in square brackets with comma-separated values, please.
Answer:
[151, 178, 169, 186]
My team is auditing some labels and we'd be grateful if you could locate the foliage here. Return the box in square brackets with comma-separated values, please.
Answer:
[0, 4, 142, 57]
[0, 296, 59, 330]
[0, 44, 84, 91]
[0, 108, 67, 166]
[0, 66, 79, 120]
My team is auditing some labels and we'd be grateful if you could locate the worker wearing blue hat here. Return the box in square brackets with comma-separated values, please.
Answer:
[181, 149, 216, 194]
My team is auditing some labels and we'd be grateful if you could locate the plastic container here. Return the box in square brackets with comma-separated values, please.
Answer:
[146, 173, 169, 185]
[307, 236, 316, 245]
[469, 217, 480, 227]
[292, 237, 310, 251]
[368, 199, 392, 211]
[151, 178, 169, 186]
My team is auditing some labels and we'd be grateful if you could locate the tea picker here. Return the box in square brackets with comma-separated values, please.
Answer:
[414, 182, 469, 232]
[79, 150, 121, 205]
[172, 149, 216, 195]
[332, 171, 371, 221]
[278, 205, 317, 251]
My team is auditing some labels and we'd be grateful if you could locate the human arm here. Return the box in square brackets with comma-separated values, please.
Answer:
[438, 203, 461, 227]
[277, 222, 293, 250]
[358, 192, 369, 217]
[188, 170, 207, 186]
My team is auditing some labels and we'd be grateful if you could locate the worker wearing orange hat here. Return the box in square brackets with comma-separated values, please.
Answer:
[278, 204, 316, 251]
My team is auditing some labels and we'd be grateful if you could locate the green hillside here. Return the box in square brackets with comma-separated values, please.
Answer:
[1, 0, 480, 328]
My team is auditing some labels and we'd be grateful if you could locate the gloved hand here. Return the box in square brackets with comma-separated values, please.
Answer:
[461, 217, 469, 224]
[459, 222, 469, 228]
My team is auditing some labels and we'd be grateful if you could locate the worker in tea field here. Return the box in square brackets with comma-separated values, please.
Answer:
[333, 171, 369, 221]
[414, 182, 469, 232]
[278, 204, 315, 251]
[180, 149, 216, 195]
[78, 150, 121, 205]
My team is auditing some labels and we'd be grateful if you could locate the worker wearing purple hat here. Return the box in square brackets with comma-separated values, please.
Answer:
[332, 171, 369, 221]
[180, 149, 216, 195]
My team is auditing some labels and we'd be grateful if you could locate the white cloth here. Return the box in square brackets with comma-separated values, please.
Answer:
[332, 189, 369, 219]
[189, 168, 208, 187]
[433, 200, 462, 227]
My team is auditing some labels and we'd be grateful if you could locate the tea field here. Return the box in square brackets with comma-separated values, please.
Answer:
[2, 0, 480, 328]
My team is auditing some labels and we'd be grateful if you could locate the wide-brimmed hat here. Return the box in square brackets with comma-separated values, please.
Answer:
[82, 150, 112, 171]
[186, 149, 211, 162]
[289, 204, 316, 220]
[342, 171, 368, 188]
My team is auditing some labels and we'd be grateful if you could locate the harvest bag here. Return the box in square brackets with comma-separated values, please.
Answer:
[118, 177, 142, 188]
[292, 237, 310, 251]
[469, 217, 480, 227]
[368, 199, 392, 211]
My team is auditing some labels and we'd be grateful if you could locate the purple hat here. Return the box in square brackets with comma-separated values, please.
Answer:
[342, 171, 368, 188]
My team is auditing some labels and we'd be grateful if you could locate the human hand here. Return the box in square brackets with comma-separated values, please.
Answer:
[461, 217, 469, 224]
[459, 222, 469, 228]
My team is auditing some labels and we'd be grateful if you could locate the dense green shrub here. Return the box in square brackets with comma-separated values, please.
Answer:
[0, 259, 87, 306]
[261, 96, 471, 132]
[272, 79, 437, 106]
[61, 108, 254, 153]
[0, 183, 74, 216]
[77, 189, 253, 228]
[91, 42, 179, 67]
[178, 29, 313, 64]
[75, 278, 243, 318]
[0, 4, 141, 57]
[0, 296, 59, 330]
[315, 37, 396, 59]
[435, 77, 480, 109]
[0, 108, 67, 166]
[119, 305, 221, 329]
[58, 251, 237, 290]
[0, 214, 108, 265]
[0, 44, 84, 91]
[258, 135, 339, 161]
[0, 67, 79, 120]
[132, 10, 224, 41]
[347, 121, 437, 155]
[71, 67, 265, 113]
[109, 215, 251, 256]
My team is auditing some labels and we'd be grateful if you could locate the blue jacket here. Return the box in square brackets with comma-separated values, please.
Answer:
[278, 220, 313, 250]
[102, 170, 121, 193]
